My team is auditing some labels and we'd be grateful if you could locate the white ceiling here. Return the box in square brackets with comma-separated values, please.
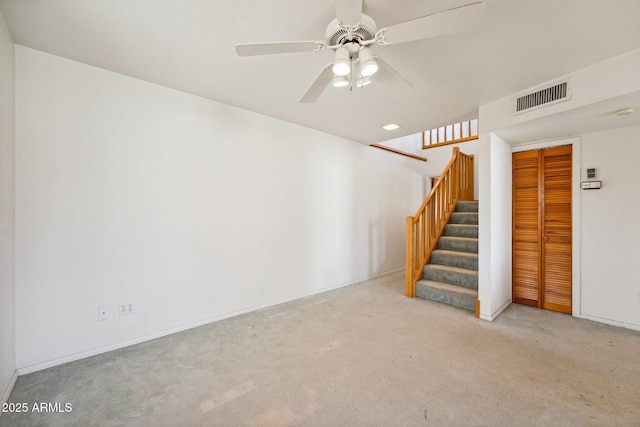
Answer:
[1, 0, 639, 144]
[497, 91, 640, 145]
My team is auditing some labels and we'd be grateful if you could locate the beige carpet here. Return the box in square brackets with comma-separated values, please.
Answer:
[2, 270, 639, 426]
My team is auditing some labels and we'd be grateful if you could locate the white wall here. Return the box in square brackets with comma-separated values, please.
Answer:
[0, 11, 16, 404]
[381, 133, 423, 156]
[579, 125, 640, 329]
[381, 134, 479, 200]
[477, 133, 512, 320]
[420, 141, 479, 199]
[14, 46, 427, 371]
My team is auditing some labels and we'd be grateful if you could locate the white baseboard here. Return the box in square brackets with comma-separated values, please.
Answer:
[575, 313, 640, 332]
[18, 268, 405, 375]
[479, 299, 511, 321]
[0, 369, 18, 407]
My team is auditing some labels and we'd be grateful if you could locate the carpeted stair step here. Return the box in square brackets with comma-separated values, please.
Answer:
[413, 199, 479, 313]
[423, 264, 478, 290]
[416, 279, 477, 311]
[444, 224, 478, 238]
[455, 201, 479, 212]
[431, 249, 478, 270]
[438, 236, 478, 253]
[450, 212, 478, 225]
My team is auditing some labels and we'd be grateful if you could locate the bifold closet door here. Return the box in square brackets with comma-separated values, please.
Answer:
[541, 145, 572, 313]
[512, 150, 541, 306]
[512, 145, 572, 314]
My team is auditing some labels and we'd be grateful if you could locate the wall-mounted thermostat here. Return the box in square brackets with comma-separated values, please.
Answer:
[587, 168, 597, 179]
[582, 181, 601, 190]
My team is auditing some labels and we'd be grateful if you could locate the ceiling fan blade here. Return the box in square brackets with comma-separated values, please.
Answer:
[373, 56, 413, 92]
[300, 64, 334, 103]
[335, 0, 363, 26]
[382, 1, 484, 45]
[235, 41, 322, 56]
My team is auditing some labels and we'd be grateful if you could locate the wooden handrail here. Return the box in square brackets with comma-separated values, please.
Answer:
[405, 147, 474, 297]
[370, 143, 428, 162]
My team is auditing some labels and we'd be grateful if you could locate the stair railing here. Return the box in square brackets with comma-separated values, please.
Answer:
[405, 147, 474, 297]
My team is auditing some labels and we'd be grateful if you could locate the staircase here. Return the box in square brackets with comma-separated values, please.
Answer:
[415, 200, 478, 312]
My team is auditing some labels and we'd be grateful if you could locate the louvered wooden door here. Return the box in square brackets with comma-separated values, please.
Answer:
[512, 145, 572, 314]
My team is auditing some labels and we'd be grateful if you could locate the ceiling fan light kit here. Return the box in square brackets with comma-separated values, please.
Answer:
[358, 46, 378, 77]
[356, 75, 372, 88]
[332, 75, 350, 88]
[332, 46, 351, 76]
[236, 0, 484, 103]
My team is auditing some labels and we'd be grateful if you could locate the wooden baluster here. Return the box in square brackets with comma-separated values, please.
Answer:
[460, 157, 464, 200]
[439, 177, 445, 227]
[447, 171, 451, 210]
[463, 155, 467, 199]
[468, 155, 471, 198]
[466, 156, 470, 199]
[426, 202, 430, 247]
[420, 214, 425, 262]
[448, 172, 451, 210]
[436, 181, 441, 230]
[463, 156, 467, 198]
[460, 156, 464, 200]
[415, 215, 420, 264]
[422, 211, 427, 265]
[430, 199, 435, 244]
[444, 173, 448, 213]
[470, 155, 475, 200]
[425, 209, 429, 259]
[430, 190, 434, 238]
[458, 156, 462, 200]
[454, 157, 459, 202]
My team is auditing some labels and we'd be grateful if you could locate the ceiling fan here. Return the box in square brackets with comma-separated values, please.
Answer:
[235, 0, 484, 103]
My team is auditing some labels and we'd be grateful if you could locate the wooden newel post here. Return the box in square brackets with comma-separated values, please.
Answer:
[405, 216, 415, 297]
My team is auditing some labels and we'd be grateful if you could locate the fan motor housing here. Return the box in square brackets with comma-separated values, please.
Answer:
[325, 14, 377, 47]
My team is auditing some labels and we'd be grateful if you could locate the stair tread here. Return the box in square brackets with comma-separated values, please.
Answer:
[416, 279, 477, 311]
[417, 279, 478, 297]
[455, 201, 479, 213]
[424, 263, 478, 276]
[446, 224, 478, 229]
[444, 224, 479, 238]
[450, 212, 478, 225]
[432, 249, 478, 259]
[439, 236, 478, 242]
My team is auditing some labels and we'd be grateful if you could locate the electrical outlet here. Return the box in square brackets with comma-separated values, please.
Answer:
[98, 305, 111, 321]
[119, 302, 135, 316]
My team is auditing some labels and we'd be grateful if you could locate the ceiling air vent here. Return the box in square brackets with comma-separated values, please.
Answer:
[514, 79, 571, 114]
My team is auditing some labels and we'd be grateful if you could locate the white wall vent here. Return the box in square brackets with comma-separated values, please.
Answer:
[514, 78, 571, 114]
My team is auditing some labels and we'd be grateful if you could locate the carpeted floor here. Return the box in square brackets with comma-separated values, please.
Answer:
[2, 270, 639, 426]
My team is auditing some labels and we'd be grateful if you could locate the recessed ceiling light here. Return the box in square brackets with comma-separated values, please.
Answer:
[382, 123, 400, 131]
[615, 108, 635, 116]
